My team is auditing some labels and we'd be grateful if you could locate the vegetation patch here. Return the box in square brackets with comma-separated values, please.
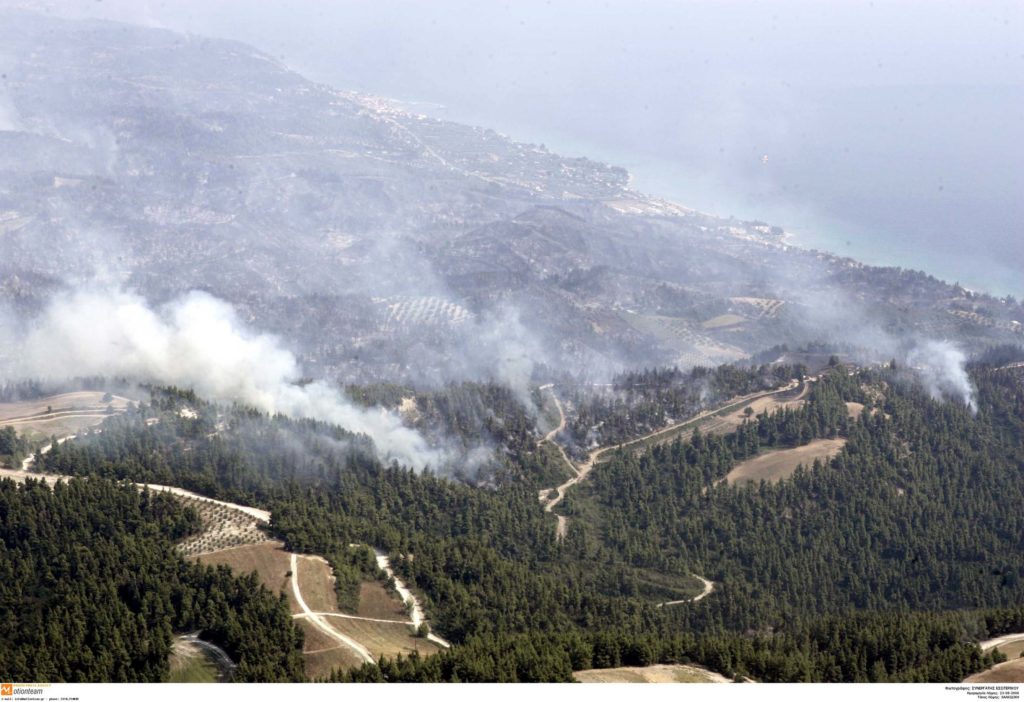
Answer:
[168, 639, 224, 683]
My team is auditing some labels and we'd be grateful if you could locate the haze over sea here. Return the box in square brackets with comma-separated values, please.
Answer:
[54, 0, 1024, 297]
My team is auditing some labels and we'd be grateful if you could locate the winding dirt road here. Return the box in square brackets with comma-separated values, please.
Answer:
[537, 380, 802, 539]
[374, 548, 451, 649]
[291, 552, 375, 665]
[657, 573, 715, 607]
[10, 432, 450, 659]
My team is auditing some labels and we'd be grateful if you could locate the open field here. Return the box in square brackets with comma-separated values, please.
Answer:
[965, 658, 1024, 683]
[994, 640, 1024, 659]
[326, 616, 439, 660]
[169, 640, 221, 683]
[0, 392, 132, 439]
[357, 581, 409, 621]
[194, 541, 298, 612]
[574, 664, 731, 683]
[297, 620, 368, 679]
[168, 635, 233, 683]
[701, 313, 747, 330]
[725, 438, 847, 486]
[296, 555, 339, 613]
[701, 387, 808, 436]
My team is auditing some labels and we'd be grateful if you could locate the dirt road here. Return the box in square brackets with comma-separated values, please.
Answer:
[657, 573, 715, 607]
[537, 380, 803, 537]
[291, 553, 375, 665]
[979, 632, 1024, 651]
[374, 548, 451, 649]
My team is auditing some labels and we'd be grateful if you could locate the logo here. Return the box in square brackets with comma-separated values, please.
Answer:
[1, 683, 12, 696]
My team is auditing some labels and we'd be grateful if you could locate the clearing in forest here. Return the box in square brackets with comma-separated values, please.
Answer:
[325, 617, 440, 661]
[574, 664, 732, 683]
[724, 438, 847, 486]
[193, 541, 297, 611]
[965, 659, 1024, 683]
[0, 392, 133, 439]
[356, 580, 410, 621]
[966, 634, 1024, 683]
[168, 636, 232, 683]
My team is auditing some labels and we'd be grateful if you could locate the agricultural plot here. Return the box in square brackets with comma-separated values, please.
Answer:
[728, 297, 786, 319]
[724, 438, 847, 486]
[378, 296, 472, 331]
[574, 664, 731, 683]
[0, 391, 133, 439]
[177, 497, 270, 556]
[701, 391, 807, 436]
[620, 312, 746, 366]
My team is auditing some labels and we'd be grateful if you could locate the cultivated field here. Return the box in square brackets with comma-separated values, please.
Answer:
[725, 438, 847, 486]
[574, 664, 731, 683]
[177, 497, 270, 556]
[0, 392, 132, 436]
[701, 389, 807, 436]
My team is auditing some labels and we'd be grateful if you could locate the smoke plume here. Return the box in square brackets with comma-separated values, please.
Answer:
[9, 285, 448, 469]
[906, 339, 978, 413]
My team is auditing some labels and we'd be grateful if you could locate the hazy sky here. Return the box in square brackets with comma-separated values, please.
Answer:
[21, 0, 1024, 295]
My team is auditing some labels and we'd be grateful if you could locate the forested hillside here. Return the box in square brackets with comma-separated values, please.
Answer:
[14, 362, 1024, 681]
[0, 478, 304, 681]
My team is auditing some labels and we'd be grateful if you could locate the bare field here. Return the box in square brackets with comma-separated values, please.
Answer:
[726, 438, 847, 486]
[965, 658, 1024, 683]
[574, 664, 731, 683]
[298, 619, 367, 679]
[996, 640, 1024, 659]
[357, 581, 408, 621]
[701, 313, 747, 330]
[326, 617, 439, 660]
[0, 392, 132, 437]
[193, 541, 298, 612]
[296, 555, 339, 613]
[702, 393, 806, 436]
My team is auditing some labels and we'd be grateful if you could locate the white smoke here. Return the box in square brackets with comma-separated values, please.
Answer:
[906, 339, 977, 413]
[0, 91, 20, 132]
[12, 286, 448, 469]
